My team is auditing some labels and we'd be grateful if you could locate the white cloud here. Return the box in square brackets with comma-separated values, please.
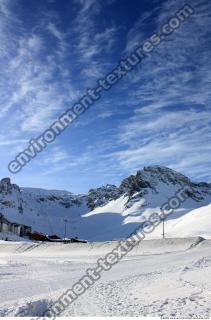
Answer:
[47, 22, 63, 41]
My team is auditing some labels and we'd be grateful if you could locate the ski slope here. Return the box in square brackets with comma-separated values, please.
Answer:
[81, 199, 211, 241]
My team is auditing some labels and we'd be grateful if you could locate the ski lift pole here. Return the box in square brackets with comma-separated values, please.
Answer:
[64, 219, 68, 240]
[160, 207, 165, 239]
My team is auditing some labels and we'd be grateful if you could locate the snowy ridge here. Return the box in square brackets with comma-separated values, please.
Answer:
[0, 166, 211, 240]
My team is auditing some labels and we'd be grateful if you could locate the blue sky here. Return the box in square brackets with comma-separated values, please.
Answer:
[0, 0, 211, 193]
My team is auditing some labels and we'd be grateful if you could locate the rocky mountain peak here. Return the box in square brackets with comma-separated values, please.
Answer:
[141, 166, 191, 186]
[1, 177, 11, 184]
[118, 165, 190, 197]
[0, 177, 20, 194]
[117, 166, 211, 206]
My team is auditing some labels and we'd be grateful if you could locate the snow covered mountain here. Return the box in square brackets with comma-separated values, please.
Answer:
[0, 166, 211, 241]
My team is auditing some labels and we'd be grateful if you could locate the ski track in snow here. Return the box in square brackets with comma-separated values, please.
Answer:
[0, 238, 210, 317]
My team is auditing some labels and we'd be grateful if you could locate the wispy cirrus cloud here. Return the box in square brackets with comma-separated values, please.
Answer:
[0, 7, 78, 134]
[70, 0, 118, 79]
[88, 0, 211, 183]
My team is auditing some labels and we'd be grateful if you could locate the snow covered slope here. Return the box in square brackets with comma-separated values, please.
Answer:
[165, 204, 211, 239]
[0, 166, 211, 240]
[0, 238, 210, 317]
